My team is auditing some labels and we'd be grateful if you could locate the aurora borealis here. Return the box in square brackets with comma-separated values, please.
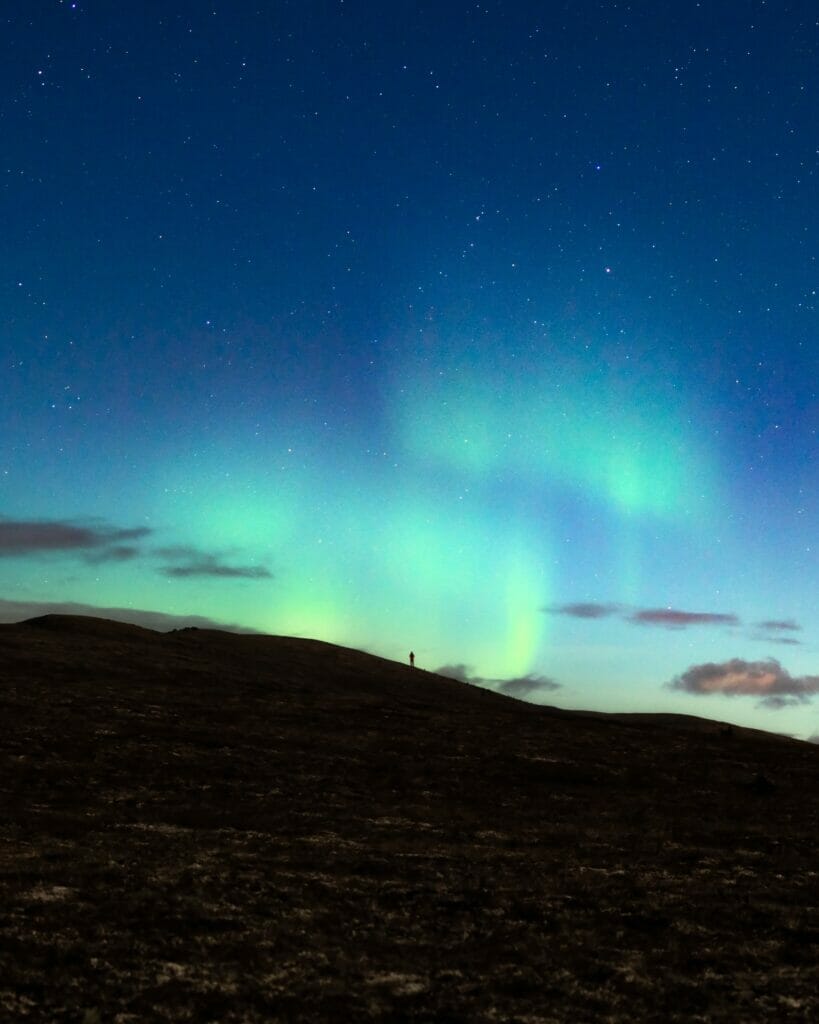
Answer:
[2, 2, 819, 736]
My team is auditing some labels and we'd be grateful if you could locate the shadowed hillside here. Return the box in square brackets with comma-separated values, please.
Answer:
[1, 615, 818, 1022]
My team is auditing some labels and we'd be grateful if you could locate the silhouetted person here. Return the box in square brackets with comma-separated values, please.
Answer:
[409, 651, 415, 667]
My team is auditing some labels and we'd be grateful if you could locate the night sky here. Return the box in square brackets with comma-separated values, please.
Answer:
[3, 2, 818, 736]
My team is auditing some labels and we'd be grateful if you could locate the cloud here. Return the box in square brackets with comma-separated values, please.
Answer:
[497, 674, 561, 697]
[156, 546, 273, 580]
[436, 663, 471, 683]
[436, 663, 560, 701]
[0, 519, 150, 557]
[749, 618, 803, 645]
[546, 602, 620, 619]
[631, 608, 739, 628]
[164, 562, 272, 580]
[83, 545, 142, 564]
[0, 522, 272, 581]
[758, 695, 805, 710]
[807, 735, 819, 745]
[547, 601, 741, 629]
[668, 657, 819, 708]
[548, 602, 805, 646]
[755, 619, 801, 633]
[0, 598, 260, 633]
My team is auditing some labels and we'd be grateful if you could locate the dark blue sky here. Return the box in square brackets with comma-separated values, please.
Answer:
[2, 2, 818, 735]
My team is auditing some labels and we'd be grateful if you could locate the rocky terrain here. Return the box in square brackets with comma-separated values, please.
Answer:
[1, 614, 818, 1022]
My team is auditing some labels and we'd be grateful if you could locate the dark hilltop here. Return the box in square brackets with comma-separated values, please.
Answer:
[2, 614, 818, 1022]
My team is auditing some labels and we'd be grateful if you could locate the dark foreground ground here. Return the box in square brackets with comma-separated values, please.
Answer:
[1, 615, 818, 1022]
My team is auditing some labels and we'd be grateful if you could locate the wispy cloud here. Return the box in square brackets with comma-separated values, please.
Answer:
[749, 618, 803, 645]
[436, 663, 560, 701]
[0, 519, 150, 558]
[668, 657, 819, 709]
[758, 695, 806, 709]
[546, 602, 621, 619]
[156, 546, 273, 580]
[0, 597, 260, 633]
[631, 608, 739, 628]
[756, 619, 801, 633]
[0, 520, 272, 581]
[83, 545, 143, 564]
[550, 598, 809, 649]
[547, 600, 739, 629]
[164, 561, 273, 580]
[497, 674, 561, 698]
[435, 663, 472, 683]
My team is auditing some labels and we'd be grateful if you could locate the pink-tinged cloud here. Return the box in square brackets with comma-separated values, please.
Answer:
[631, 608, 739, 628]
[668, 658, 819, 708]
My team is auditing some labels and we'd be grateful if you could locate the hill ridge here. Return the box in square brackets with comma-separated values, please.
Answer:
[2, 612, 818, 1020]
[1, 612, 801, 744]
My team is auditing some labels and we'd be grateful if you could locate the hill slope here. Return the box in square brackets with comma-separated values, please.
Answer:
[1, 615, 818, 1022]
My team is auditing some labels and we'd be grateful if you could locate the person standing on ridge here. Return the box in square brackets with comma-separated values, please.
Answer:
[409, 651, 415, 667]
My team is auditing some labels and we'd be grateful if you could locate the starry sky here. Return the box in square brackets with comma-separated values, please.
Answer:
[2, 1, 819, 737]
